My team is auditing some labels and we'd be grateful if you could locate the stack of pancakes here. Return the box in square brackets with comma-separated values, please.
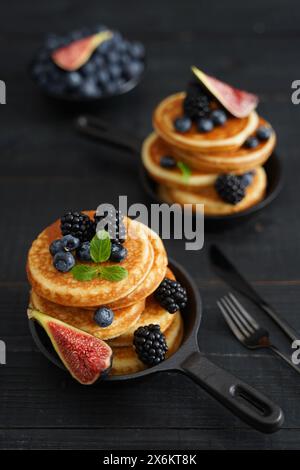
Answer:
[142, 91, 276, 216]
[26, 213, 183, 376]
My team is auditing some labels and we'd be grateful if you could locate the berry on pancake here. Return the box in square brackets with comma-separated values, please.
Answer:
[155, 278, 187, 313]
[133, 324, 168, 366]
[61, 211, 95, 242]
[215, 174, 246, 205]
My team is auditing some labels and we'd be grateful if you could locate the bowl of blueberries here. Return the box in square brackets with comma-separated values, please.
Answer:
[30, 25, 146, 102]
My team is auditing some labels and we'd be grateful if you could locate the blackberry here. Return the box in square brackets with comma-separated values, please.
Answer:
[183, 83, 212, 120]
[215, 174, 245, 204]
[133, 324, 168, 366]
[155, 278, 188, 313]
[94, 209, 126, 243]
[60, 211, 95, 243]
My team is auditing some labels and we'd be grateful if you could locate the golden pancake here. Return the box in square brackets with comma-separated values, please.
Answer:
[153, 92, 259, 153]
[109, 268, 175, 347]
[142, 132, 219, 191]
[30, 290, 145, 340]
[158, 166, 267, 216]
[27, 213, 154, 307]
[110, 311, 184, 376]
[107, 224, 168, 309]
[171, 117, 276, 174]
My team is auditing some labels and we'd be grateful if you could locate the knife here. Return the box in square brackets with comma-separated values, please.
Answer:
[210, 244, 299, 343]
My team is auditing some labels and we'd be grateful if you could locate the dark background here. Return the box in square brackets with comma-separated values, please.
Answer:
[1, 0, 300, 450]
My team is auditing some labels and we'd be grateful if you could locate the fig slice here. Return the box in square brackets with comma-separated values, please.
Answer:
[28, 308, 113, 384]
[191, 66, 259, 118]
[52, 31, 113, 71]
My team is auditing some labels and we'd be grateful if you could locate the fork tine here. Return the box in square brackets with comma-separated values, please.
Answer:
[217, 299, 246, 342]
[221, 297, 252, 337]
[229, 292, 260, 330]
[224, 295, 255, 334]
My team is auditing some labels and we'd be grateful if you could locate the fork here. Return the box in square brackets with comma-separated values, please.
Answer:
[217, 293, 300, 375]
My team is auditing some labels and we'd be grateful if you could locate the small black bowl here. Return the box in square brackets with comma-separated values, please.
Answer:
[140, 152, 283, 227]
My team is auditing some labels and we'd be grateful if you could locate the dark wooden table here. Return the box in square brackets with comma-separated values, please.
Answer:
[1, 0, 300, 450]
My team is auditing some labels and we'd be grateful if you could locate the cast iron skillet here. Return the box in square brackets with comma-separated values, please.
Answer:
[75, 115, 283, 226]
[29, 258, 284, 434]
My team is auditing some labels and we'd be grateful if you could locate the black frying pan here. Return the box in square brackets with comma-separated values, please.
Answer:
[75, 115, 283, 227]
[29, 258, 284, 433]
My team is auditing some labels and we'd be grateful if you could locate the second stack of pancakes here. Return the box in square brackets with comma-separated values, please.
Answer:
[142, 68, 276, 216]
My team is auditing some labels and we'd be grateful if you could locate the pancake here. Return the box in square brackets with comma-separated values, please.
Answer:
[171, 117, 276, 174]
[30, 290, 145, 340]
[107, 224, 168, 309]
[153, 92, 259, 153]
[158, 166, 267, 216]
[109, 267, 175, 346]
[142, 132, 219, 191]
[110, 311, 184, 376]
[27, 213, 154, 307]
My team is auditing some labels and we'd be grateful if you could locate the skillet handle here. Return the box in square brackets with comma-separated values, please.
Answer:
[181, 352, 284, 433]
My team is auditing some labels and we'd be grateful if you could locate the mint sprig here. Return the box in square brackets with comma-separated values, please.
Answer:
[98, 265, 128, 282]
[90, 229, 111, 263]
[71, 231, 128, 282]
[71, 265, 98, 281]
[177, 161, 191, 183]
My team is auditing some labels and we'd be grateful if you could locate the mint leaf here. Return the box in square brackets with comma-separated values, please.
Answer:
[177, 161, 191, 183]
[98, 265, 128, 282]
[90, 230, 111, 263]
[71, 265, 98, 281]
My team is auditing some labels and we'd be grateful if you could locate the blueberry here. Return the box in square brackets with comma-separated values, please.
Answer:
[76, 241, 92, 261]
[94, 307, 114, 327]
[110, 243, 128, 262]
[93, 54, 105, 68]
[120, 54, 131, 66]
[53, 252, 75, 272]
[160, 155, 177, 169]
[244, 136, 259, 149]
[97, 69, 110, 85]
[107, 51, 120, 64]
[65, 72, 82, 89]
[211, 109, 227, 126]
[111, 32, 123, 46]
[44, 33, 62, 50]
[125, 61, 144, 78]
[197, 118, 214, 133]
[239, 171, 255, 188]
[256, 126, 272, 141]
[98, 39, 113, 55]
[49, 239, 64, 256]
[80, 78, 100, 97]
[174, 116, 192, 133]
[61, 235, 80, 251]
[117, 40, 130, 54]
[81, 61, 97, 77]
[109, 64, 122, 79]
[129, 41, 145, 59]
